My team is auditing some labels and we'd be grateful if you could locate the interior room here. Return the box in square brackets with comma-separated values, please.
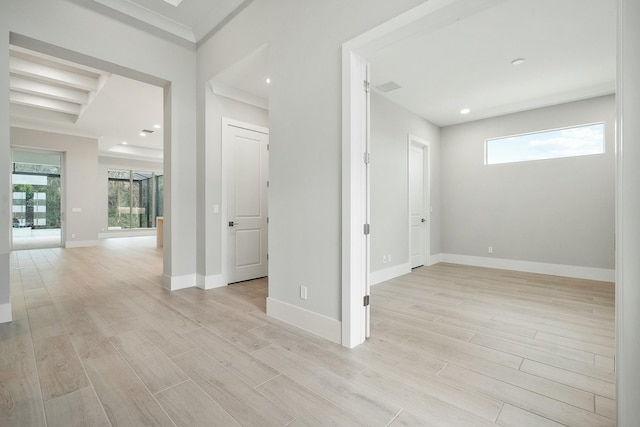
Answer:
[1, 0, 639, 426]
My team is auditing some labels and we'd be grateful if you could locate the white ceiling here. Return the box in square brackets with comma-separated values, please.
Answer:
[10, 46, 164, 162]
[364, 0, 617, 127]
[10, 0, 617, 164]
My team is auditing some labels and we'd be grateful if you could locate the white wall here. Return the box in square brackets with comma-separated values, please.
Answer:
[11, 128, 100, 247]
[370, 91, 440, 274]
[440, 95, 615, 271]
[198, 0, 428, 324]
[617, 0, 640, 423]
[0, 0, 198, 312]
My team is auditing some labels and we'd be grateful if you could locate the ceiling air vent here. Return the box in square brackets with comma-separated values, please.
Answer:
[375, 81, 402, 93]
[141, 129, 154, 134]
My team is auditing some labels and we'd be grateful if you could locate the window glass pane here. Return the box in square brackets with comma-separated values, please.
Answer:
[486, 123, 605, 165]
[107, 169, 163, 229]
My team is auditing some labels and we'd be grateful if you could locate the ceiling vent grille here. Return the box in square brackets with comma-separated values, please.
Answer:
[141, 129, 155, 134]
[375, 81, 402, 93]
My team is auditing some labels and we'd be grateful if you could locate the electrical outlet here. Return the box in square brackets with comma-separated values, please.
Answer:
[382, 255, 387, 264]
[488, 246, 493, 254]
[300, 285, 308, 300]
[388, 254, 392, 262]
[72, 233, 76, 239]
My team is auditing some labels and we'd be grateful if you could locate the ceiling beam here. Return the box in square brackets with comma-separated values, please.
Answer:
[10, 91, 81, 116]
[10, 76, 89, 105]
[10, 57, 99, 92]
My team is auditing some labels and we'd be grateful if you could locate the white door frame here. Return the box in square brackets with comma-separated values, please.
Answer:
[408, 135, 431, 268]
[341, 0, 464, 348]
[221, 117, 269, 285]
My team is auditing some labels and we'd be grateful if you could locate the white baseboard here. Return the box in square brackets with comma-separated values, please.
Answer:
[196, 274, 227, 290]
[162, 273, 196, 291]
[371, 262, 411, 286]
[98, 230, 156, 239]
[266, 297, 341, 344]
[0, 303, 11, 323]
[439, 253, 615, 282]
[427, 253, 442, 266]
[65, 240, 99, 248]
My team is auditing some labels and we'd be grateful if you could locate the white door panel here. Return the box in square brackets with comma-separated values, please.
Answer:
[226, 123, 269, 283]
[409, 141, 429, 268]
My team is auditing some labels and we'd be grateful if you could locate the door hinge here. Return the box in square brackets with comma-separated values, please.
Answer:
[267, 180, 269, 188]
[267, 143, 269, 151]
[363, 152, 370, 164]
[364, 80, 370, 93]
[363, 295, 370, 307]
[267, 253, 269, 261]
[267, 217, 269, 224]
[363, 223, 370, 235]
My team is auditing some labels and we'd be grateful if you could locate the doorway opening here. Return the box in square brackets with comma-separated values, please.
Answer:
[11, 149, 63, 250]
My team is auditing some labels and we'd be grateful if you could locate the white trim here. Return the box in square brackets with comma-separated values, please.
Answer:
[65, 240, 99, 248]
[427, 253, 442, 266]
[341, 0, 490, 349]
[440, 253, 615, 282]
[371, 262, 411, 286]
[341, 51, 369, 348]
[93, 0, 196, 43]
[196, 274, 226, 290]
[0, 303, 11, 323]
[266, 297, 342, 344]
[98, 230, 156, 239]
[161, 273, 196, 291]
[407, 135, 431, 269]
[210, 82, 268, 110]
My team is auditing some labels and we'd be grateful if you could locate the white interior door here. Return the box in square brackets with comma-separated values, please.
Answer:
[409, 139, 429, 268]
[226, 122, 269, 284]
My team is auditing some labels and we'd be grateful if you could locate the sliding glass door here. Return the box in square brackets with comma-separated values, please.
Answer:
[11, 150, 63, 250]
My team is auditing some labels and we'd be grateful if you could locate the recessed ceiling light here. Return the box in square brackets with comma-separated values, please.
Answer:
[511, 58, 526, 66]
[122, 141, 128, 145]
[139, 132, 146, 137]
[266, 78, 271, 84]
[154, 124, 161, 129]
[460, 108, 471, 115]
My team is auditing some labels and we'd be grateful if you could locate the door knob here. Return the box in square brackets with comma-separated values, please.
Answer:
[229, 221, 236, 227]
[421, 218, 426, 223]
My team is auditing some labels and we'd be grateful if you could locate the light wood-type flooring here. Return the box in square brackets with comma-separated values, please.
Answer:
[1, 237, 615, 426]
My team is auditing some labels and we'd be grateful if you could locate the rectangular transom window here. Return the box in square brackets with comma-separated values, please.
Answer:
[485, 123, 605, 165]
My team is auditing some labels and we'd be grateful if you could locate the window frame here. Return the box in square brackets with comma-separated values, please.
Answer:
[484, 122, 606, 166]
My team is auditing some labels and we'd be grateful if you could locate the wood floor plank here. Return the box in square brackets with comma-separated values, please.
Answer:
[3, 241, 615, 426]
[253, 344, 400, 426]
[155, 380, 240, 427]
[0, 332, 47, 427]
[183, 327, 279, 387]
[172, 349, 293, 427]
[110, 329, 188, 394]
[33, 334, 90, 401]
[595, 396, 615, 421]
[251, 324, 368, 379]
[82, 352, 175, 426]
[44, 387, 110, 427]
[497, 404, 565, 427]
[471, 334, 614, 383]
[354, 367, 500, 427]
[519, 359, 615, 399]
[257, 374, 369, 427]
[388, 410, 438, 427]
[438, 364, 613, 427]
